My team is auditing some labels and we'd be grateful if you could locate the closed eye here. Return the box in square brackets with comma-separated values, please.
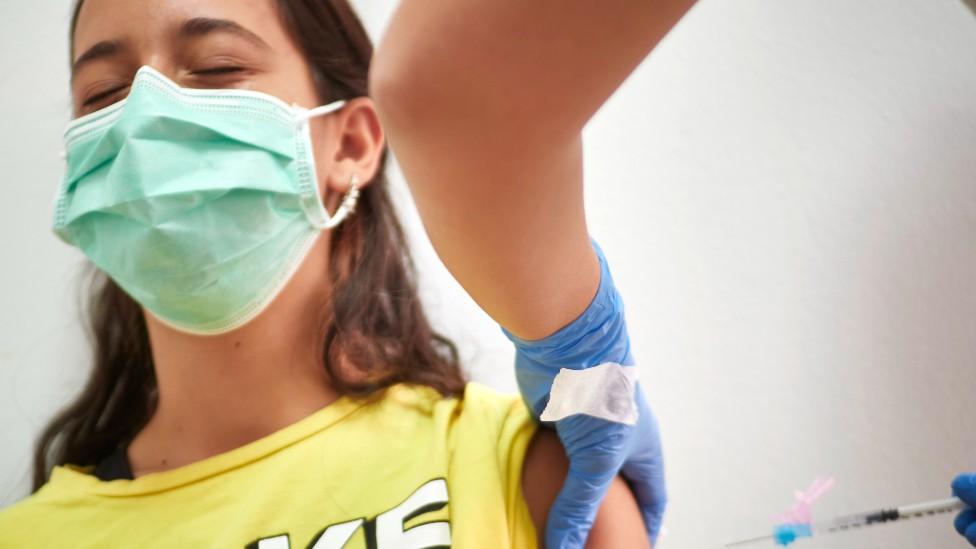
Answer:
[83, 85, 128, 107]
[193, 66, 245, 76]
[79, 66, 248, 111]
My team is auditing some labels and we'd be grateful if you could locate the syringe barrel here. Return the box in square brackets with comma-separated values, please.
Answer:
[819, 508, 896, 533]
[897, 497, 965, 517]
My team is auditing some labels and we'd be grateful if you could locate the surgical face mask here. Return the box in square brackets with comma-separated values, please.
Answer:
[53, 65, 360, 335]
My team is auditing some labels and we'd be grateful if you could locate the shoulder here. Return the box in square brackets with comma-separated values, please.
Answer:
[520, 428, 653, 549]
[428, 381, 535, 434]
[382, 382, 538, 460]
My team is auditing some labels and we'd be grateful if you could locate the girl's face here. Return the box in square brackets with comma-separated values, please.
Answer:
[70, 0, 375, 199]
[70, 0, 385, 338]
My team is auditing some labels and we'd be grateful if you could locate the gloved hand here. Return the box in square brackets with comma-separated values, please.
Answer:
[501, 237, 666, 549]
[953, 472, 976, 545]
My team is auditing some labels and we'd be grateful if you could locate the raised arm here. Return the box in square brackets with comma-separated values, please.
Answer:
[369, 0, 697, 340]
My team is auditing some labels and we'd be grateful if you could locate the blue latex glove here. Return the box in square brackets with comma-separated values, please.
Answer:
[501, 237, 666, 549]
[953, 472, 976, 545]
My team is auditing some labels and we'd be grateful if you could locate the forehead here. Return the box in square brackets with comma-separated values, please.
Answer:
[73, 0, 289, 56]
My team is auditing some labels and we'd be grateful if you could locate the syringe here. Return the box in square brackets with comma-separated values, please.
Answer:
[725, 496, 966, 547]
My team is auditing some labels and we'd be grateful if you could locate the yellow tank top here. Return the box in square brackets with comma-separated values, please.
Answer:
[0, 382, 540, 548]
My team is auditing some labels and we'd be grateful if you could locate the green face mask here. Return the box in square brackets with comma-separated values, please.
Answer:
[53, 65, 360, 335]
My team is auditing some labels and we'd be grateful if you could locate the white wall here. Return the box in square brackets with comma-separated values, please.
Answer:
[2, 1, 975, 547]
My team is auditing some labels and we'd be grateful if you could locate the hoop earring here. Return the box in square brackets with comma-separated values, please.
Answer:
[341, 173, 361, 216]
[321, 173, 361, 230]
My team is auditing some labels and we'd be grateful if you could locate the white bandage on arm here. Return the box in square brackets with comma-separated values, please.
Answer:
[539, 362, 640, 425]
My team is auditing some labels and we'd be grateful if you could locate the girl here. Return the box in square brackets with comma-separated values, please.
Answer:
[0, 0, 691, 546]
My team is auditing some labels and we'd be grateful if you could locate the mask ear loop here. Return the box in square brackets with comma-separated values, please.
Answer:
[294, 99, 347, 124]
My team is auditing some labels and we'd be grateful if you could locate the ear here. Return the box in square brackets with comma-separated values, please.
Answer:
[311, 96, 386, 213]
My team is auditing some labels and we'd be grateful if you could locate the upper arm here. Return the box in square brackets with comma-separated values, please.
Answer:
[520, 428, 652, 549]
[369, 1, 696, 341]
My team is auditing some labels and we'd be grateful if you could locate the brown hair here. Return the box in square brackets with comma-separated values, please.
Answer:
[31, 0, 467, 492]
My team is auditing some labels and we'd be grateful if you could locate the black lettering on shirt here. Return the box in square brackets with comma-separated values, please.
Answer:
[245, 478, 451, 549]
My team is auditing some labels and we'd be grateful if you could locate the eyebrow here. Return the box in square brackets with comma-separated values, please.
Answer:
[179, 17, 271, 51]
[71, 17, 270, 76]
[72, 40, 124, 75]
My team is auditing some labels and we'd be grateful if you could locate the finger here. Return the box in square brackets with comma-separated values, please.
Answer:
[966, 521, 976, 546]
[956, 508, 976, 538]
[620, 454, 667, 544]
[619, 385, 667, 544]
[546, 466, 617, 549]
[953, 473, 976, 506]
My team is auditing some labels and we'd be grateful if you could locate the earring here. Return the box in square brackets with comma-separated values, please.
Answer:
[340, 173, 361, 216]
[318, 173, 361, 230]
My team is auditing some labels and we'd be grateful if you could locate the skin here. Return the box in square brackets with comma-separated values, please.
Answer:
[71, 1, 648, 546]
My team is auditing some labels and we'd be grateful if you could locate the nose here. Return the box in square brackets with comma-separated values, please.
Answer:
[137, 56, 177, 82]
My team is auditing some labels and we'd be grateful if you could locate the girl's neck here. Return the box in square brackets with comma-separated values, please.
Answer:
[127, 238, 342, 478]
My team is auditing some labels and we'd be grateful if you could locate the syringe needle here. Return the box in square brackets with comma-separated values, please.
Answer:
[724, 533, 774, 547]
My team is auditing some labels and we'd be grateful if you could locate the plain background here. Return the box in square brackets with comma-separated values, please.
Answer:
[2, 1, 975, 547]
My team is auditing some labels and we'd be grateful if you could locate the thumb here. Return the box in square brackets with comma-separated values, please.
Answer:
[954, 473, 976, 507]
[954, 508, 976, 545]
[546, 466, 616, 549]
